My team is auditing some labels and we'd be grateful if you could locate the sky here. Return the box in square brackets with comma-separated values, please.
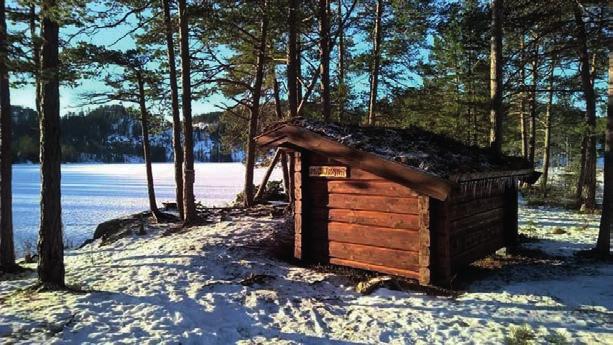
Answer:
[7, 2, 220, 117]
[7, 2, 603, 120]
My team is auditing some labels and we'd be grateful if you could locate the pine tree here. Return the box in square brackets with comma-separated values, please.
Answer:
[367, 0, 382, 125]
[178, 0, 197, 224]
[286, 0, 299, 118]
[489, 0, 503, 154]
[0, 0, 17, 273]
[573, 3, 597, 211]
[37, 0, 64, 289]
[135, 67, 162, 221]
[319, 0, 331, 121]
[161, 0, 184, 220]
[594, 52, 611, 255]
[243, 0, 268, 207]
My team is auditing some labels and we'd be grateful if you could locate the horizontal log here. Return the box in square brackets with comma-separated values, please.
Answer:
[329, 258, 420, 280]
[310, 222, 419, 252]
[307, 193, 420, 214]
[308, 180, 418, 198]
[309, 208, 420, 230]
[449, 221, 504, 256]
[450, 208, 505, 234]
[450, 236, 505, 270]
[448, 195, 505, 220]
[328, 241, 419, 270]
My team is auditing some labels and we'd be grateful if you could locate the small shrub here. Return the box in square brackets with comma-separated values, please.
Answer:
[520, 220, 538, 234]
[544, 331, 570, 345]
[505, 324, 535, 345]
[21, 240, 34, 259]
[551, 228, 566, 235]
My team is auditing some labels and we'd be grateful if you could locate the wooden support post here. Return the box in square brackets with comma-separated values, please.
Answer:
[293, 151, 306, 260]
[254, 149, 282, 202]
[418, 196, 431, 285]
[288, 152, 295, 203]
[504, 182, 519, 253]
[429, 199, 452, 287]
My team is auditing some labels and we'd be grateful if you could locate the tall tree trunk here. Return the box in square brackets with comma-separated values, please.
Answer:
[519, 36, 528, 159]
[178, 0, 197, 224]
[137, 72, 161, 221]
[319, 0, 331, 121]
[337, 0, 346, 122]
[489, 0, 503, 155]
[296, 36, 302, 104]
[541, 57, 556, 197]
[576, 136, 587, 203]
[162, 0, 184, 219]
[0, 0, 16, 272]
[574, 4, 597, 211]
[243, 0, 268, 208]
[367, 0, 383, 126]
[595, 51, 611, 255]
[272, 77, 290, 195]
[37, 0, 64, 289]
[527, 39, 538, 165]
[287, 0, 298, 118]
[29, 5, 41, 117]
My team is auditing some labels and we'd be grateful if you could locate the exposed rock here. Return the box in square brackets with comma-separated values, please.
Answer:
[92, 212, 149, 246]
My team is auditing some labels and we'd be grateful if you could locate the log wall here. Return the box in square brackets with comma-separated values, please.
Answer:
[295, 152, 428, 283]
[291, 149, 519, 287]
[444, 183, 514, 272]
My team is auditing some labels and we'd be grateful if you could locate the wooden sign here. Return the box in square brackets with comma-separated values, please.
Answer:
[309, 166, 348, 178]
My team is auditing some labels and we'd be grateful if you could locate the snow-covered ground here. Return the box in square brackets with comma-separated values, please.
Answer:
[0, 202, 610, 344]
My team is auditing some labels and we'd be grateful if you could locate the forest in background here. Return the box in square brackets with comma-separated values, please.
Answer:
[10, 104, 240, 163]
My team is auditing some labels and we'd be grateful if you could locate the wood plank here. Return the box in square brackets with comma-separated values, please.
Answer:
[310, 208, 420, 230]
[288, 152, 295, 203]
[449, 220, 504, 256]
[328, 241, 419, 270]
[307, 154, 388, 180]
[308, 179, 418, 197]
[308, 193, 420, 214]
[428, 199, 452, 286]
[417, 196, 430, 285]
[504, 184, 519, 249]
[449, 208, 505, 234]
[448, 195, 505, 220]
[450, 236, 505, 270]
[294, 151, 306, 260]
[311, 222, 419, 252]
[329, 258, 420, 280]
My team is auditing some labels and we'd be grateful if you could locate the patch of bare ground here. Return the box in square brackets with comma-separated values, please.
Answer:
[452, 242, 604, 291]
[0, 266, 33, 282]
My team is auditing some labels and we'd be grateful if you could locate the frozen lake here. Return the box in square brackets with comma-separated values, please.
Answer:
[12, 163, 281, 253]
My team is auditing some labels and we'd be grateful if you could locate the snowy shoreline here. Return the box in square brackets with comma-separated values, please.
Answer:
[0, 204, 611, 344]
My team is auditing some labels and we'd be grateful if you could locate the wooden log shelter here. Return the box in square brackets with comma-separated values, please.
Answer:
[256, 118, 538, 286]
